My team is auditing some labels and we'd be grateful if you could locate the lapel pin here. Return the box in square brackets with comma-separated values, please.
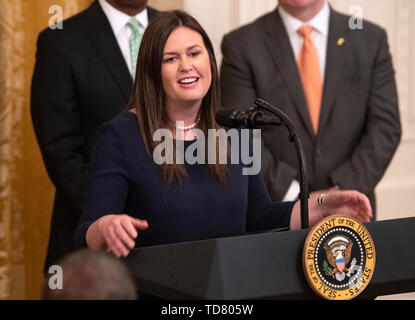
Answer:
[337, 37, 345, 46]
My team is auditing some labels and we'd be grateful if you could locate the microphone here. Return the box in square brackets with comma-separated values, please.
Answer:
[216, 99, 310, 230]
[215, 107, 281, 128]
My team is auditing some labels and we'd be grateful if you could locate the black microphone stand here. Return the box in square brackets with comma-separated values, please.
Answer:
[253, 98, 309, 229]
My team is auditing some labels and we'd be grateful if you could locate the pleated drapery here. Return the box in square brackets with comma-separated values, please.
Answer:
[0, 0, 92, 300]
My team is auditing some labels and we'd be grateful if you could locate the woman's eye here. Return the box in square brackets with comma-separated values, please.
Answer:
[163, 56, 176, 63]
[190, 51, 201, 57]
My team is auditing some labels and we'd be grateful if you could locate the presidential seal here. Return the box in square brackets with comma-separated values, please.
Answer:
[303, 216, 376, 300]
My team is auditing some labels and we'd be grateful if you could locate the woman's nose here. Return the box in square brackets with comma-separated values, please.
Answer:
[179, 57, 192, 71]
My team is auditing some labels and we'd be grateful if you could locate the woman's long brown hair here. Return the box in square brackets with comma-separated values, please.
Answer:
[128, 10, 227, 186]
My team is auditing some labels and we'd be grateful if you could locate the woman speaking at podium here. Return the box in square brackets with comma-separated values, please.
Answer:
[75, 11, 372, 258]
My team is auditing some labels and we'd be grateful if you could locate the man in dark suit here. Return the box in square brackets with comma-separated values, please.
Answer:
[220, 0, 401, 217]
[31, 0, 158, 273]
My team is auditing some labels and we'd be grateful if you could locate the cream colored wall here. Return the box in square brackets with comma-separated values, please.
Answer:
[184, 0, 276, 64]
[148, 0, 184, 11]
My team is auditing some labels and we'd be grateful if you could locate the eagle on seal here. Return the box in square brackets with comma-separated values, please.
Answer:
[324, 235, 353, 278]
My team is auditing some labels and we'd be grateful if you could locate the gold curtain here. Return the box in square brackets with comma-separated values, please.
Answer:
[0, 0, 92, 300]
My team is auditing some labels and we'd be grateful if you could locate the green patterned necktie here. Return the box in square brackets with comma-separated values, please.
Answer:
[127, 17, 142, 79]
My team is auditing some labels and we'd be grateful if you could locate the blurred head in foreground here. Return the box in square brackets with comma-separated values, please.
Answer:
[42, 249, 137, 300]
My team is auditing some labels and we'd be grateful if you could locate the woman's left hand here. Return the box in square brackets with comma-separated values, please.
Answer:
[318, 190, 372, 222]
[290, 190, 373, 230]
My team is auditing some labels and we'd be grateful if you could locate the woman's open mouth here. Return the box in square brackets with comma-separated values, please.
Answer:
[178, 77, 200, 86]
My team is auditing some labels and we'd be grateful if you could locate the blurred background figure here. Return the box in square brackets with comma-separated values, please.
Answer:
[220, 0, 401, 219]
[42, 249, 137, 300]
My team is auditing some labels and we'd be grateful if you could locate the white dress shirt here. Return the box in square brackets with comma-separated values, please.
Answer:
[277, 1, 330, 202]
[99, 0, 149, 74]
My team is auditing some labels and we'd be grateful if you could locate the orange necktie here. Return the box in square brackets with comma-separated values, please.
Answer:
[297, 25, 322, 134]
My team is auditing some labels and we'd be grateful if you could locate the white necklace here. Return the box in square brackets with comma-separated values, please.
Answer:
[175, 117, 200, 131]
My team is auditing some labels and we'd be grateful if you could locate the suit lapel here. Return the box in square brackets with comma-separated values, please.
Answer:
[147, 7, 159, 20]
[318, 9, 348, 135]
[263, 10, 315, 138]
[82, 1, 132, 98]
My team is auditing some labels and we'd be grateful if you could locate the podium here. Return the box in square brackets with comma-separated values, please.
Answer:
[124, 217, 415, 299]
